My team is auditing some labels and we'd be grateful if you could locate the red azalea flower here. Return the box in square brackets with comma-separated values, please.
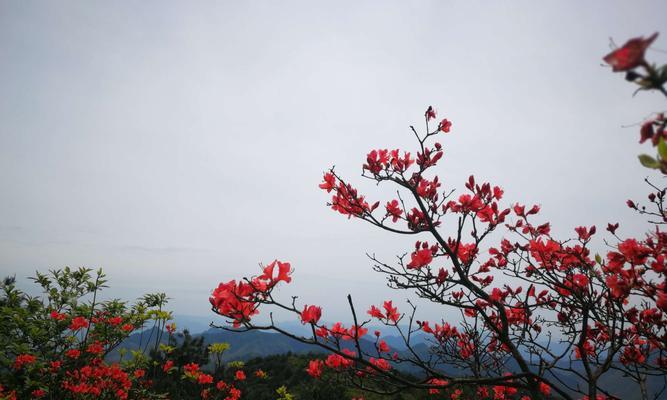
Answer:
[383, 300, 400, 323]
[86, 341, 104, 355]
[198, 373, 213, 385]
[12, 354, 36, 369]
[369, 357, 391, 372]
[306, 359, 323, 378]
[50, 310, 66, 321]
[438, 118, 452, 133]
[385, 200, 402, 222]
[325, 352, 354, 370]
[319, 172, 336, 192]
[65, 349, 80, 359]
[69, 316, 89, 331]
[367, 305, 384, 320]
[425, 106, 437, 121]
[406, 248, 433, 269]
[50, 360, 62, 372]
[640, 120, 655, 144]
[603, 33, 658, 72]
[348, 325, 368, 340]
[258, 260, 292, 285]
[572, 273, 590, 290]
[228, 387, 241, 400]
[184, 362, 200, 374]
[300, 305, 322, 325]
[234, 370, 246, 381]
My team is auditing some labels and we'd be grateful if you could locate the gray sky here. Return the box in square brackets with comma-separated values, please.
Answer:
[1, 1, 666, 322]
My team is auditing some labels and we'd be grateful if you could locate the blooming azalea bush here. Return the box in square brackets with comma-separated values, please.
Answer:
[0, 268, 165, 399]
[0, 268, 260, 400]
[210, 35, 667, 400]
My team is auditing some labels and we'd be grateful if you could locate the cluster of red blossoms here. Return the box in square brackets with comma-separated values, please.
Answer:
[62, 361, 132, 399]
[9, 313, 254, 400]
[50, 311, 135, 333]
[7, 308, 148, 399]
[181, 362, 245, 400]
[209, 260, 292, 327]
[212, 104, 667, 400]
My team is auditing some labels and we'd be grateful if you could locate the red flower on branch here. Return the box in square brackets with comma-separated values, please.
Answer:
[603, 32, 658, 72]
[368, 357, 391, 372]
[12, 354, 36, 370]
[69, 316, 89, 331]
[367, 305, 384, 319]
[306, 359, 324, 378]
[300, 305, 322, 324]
[50, 310, 66, 321]
[259, 260, 292, 285]
[425, 106, 437, 121]
[65, 349, 80, 359]
[319, 172, 336, 192]
[385, 200, 402, 222]
[198, 373, 213, 385]
[407, 248, 433, 269]
[438, 118, 452, 133]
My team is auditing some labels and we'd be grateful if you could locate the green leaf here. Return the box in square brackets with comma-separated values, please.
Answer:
[658, 137, 667, 161]
[595, 254, 602, 264]
[638, 154, 660, 169]
[658, 64, 667, 82]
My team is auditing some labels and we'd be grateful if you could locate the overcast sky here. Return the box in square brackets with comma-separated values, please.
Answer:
[1, 1, 666, 323]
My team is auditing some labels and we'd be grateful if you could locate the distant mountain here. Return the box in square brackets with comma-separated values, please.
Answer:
[172, 314, 216, 335]
[111, 325, 402, 363]
[166, 315, 432, 345]
[199, 328, 327, 361]
[109, 326, 331, 363]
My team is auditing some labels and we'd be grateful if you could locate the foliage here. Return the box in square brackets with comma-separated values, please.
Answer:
[0, 267, 166, 399]
[0, 268, 257, 400]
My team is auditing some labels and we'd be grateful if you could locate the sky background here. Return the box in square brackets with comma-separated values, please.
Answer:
[1, 1, 666, 324]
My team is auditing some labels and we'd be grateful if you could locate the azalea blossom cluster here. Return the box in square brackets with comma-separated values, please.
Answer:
[8, 323, 253, 400]
[2, 267, 264, 400]
[212, 104, 667, 400]
[6, 309, 145, 399]
[181, 362, 247, 400]
[209, 260, 292, 327]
